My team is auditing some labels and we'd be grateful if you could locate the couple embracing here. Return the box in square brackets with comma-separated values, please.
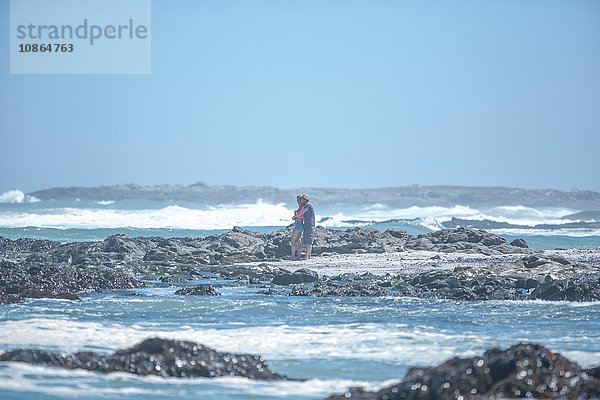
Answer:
[291, 194, 315, 260]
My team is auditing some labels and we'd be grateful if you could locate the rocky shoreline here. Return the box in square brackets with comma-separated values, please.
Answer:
[0, 226, 535, 275]
[1, 226, 599, 303]
[192, 253, 600, 301]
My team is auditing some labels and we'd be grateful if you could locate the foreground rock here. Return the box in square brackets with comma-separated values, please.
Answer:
[0, 337, 286, 380]
[0, 261, 145, 304]
[326, 343, 600, 400]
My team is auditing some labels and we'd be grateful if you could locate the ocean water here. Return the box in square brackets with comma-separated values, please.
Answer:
[0, 191, 599, 399]
[0, 193, 598, 249]
[1, 280, 599, 399]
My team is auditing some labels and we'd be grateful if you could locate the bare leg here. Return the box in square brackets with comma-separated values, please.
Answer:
[290, 230, 300, 257]
[305, 244, 312, 260]
[295, 236, 302, 258]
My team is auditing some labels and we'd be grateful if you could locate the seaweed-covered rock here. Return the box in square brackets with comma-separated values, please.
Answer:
[257, 288, 281, 295]
[160, 275, 188, 284]
[0, 338, 286, 380]
[325, 343, 600, 399]
[175, 285, 221, 296]
[289, 281, 391, 297]
[0, 261, 144, 303]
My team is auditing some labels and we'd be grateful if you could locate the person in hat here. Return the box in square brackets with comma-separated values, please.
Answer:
[294, 194, 315, 259]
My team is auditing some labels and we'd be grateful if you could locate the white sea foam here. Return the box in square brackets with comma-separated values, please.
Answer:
[318, 204, 577, 231]
[0, 318, 483, 365]
[2, 318, 599, 368]
[0, 202, 293, 230]
[0, 200, 589, 235]
[96, 200, 115, 205]
[0, 190, 40, 204]
[490, 227, 600, 237]
[0, 361, 390, 399]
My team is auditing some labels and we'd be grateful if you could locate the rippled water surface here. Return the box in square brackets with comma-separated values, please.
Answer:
[1, 280, 599, 399]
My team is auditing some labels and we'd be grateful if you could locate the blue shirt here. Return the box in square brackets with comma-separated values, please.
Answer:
[302, 201, 315, 229]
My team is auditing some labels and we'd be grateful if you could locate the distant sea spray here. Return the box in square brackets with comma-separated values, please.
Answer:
[0, 196, 585, 234]
[0, 190, 40, 204]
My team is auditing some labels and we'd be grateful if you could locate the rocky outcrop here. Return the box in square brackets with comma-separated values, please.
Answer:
[272, 268, 319, 285]
[0, 338, 286, 380]
[0, 227, 536, 277]
[530, 275, 600, 301]
[289, 281, 390, 297]
[325, 343, 600, 399]
[456, 253, 599, 281]
[175, 285, 221, 296]
[510, 238, 528, 248]
[0, 260, 144, 304]
[254, 259, 600, 301]
[204, 263, 291, 281]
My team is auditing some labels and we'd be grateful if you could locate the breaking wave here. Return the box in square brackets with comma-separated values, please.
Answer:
[0, 200, 595, 236]
[0, 202, 293, 230]
[0, 190, 40, 204]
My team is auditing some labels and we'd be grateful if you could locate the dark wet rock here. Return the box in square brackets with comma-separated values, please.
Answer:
[325, 343, 600, 400]
[0, 337, 286, 380]
[331, 272, 361, 282]
[392, 280, 421, 297]
[394, 267, 600, 301]
[510, 238, 528, 248]
[288, 284, 312, 296]
[160, 275, 188, 284]
[204, 264, 289, 281]
[0, 237, 61, 253]
[272, 268, 319, 285]
[410, 270, 454, 288]
[520, 254, 573, 271]
[255, 268, 600, 301]
[257, 288, 281, 295]
[515, 278, 539, 289]
[523, 255, 555, 269]
[290, 281, 391, 297]
[175, 285, 221, 296]
[18, 289, 81, 301]
[0, 261, 144, 303]
[530, 277, 600, 301]
[0, 294, 23, 304]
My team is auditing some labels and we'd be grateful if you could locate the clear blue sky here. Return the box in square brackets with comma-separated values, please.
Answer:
[1, 0, 599, 193]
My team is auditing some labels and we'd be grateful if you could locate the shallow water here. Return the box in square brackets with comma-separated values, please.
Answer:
[1, 280, 599, 399]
